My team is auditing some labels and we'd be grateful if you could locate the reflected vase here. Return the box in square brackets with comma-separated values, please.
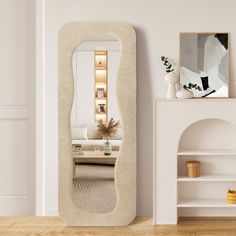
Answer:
[104, 140, 112, 155]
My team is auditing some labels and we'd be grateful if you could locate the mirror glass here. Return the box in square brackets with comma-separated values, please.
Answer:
[180, 33, 229, 97]
[70, 35, 121, 214]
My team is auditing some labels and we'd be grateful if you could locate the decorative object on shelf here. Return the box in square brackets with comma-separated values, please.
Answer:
[95, 51, 108, 122]
[72, 144, 83, 155]
[165, 72, 179, 99]
[97, 118, 120, 155]
[161, 56, 174, 73]
[175, 81, 180, 92]
[183, 83, 202, 92]
[104, 141, 112, 155]
[97, 88, 105, 98]
[98, 104, 106, 113]
[227, 189, 236, 204]
[161, 56, 179, 99]
[180, 32, 229, 98]
[174, 67, 180, 92]
[185, 160, 201, 177]
[176, 88, 193, 99]
[95, 52, 107, 69]
[176, 81, 201, 99]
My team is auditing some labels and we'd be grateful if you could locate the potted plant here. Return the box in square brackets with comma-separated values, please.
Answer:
[161, 56, 179, 99]
[97, 118, 120, 155]
[183, 83, 202, 92]
[176, 83, 202, 99]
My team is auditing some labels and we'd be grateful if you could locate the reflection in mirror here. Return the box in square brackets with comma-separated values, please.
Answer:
[180, 33, 229, 97]
[71, 35, 121, 214]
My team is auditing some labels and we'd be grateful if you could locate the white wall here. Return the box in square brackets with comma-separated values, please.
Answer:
[108, 50, 121, 121]
[71, 41, 121, 125]
[73, 51, 94, 124]
[44, 0, 236, 216]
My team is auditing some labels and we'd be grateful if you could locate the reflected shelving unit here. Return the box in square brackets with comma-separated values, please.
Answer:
[94, 51, 108, 122]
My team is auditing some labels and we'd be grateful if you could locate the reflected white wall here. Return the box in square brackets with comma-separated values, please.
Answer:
[71, 40, 120, 125]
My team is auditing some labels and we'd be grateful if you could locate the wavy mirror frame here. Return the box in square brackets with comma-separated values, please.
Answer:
[58, 22, 136, 226]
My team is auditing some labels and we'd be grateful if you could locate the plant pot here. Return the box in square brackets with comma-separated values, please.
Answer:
[176, 88, 193, 99]
[227, 190, 236, 204]
[186, 161, 201, 177]
[165, 72, 178, 99]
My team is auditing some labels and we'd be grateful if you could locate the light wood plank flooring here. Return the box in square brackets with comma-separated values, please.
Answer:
[1, 217, 236, 235]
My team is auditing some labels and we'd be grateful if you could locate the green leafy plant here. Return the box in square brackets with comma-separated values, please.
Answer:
[161, 56, 174, 73]
[183, 83, 202, 91]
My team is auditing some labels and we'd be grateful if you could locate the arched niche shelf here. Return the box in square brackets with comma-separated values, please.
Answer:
[177, 118, 236, 218]
[154, 99, 236, 224]
[178, 118, 236, 152]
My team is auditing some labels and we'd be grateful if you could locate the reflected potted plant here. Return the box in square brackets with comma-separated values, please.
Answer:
[97, 118, 120, 155]
[161, 56, 179, 99]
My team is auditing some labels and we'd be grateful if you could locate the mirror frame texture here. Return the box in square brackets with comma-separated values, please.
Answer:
[58, 22, 136, 226]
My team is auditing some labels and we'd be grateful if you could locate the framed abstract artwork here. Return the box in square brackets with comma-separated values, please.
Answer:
[180, 33, 229, 97]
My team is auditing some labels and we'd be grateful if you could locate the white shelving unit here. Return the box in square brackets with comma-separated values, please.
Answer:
[178, 174, 236, 182]
[178, 149, 236, 156]
[178, 199, 236, 208]
[154, 99, 236, 224]
[177, 125, 236, 218]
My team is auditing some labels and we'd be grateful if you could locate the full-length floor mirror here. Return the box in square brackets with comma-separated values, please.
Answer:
[71, 36, 121, 214]
[58, 22, 136, 226]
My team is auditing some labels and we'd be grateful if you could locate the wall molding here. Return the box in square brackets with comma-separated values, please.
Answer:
[45, 208, 58, 216]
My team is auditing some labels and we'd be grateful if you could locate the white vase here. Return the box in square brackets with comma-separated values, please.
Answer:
[175, 81, 180, 92]
[174, 68, 180, 92]
[165, 72, 178, 99]
[104, 140, 112, 155]
[176, 88, 193, 99]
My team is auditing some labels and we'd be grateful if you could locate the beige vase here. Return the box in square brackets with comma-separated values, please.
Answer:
[165, 72, 178, 99]
[176, 88, 194, 99]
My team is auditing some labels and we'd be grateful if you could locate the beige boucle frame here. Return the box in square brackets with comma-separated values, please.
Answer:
[58, 22, 136, 226]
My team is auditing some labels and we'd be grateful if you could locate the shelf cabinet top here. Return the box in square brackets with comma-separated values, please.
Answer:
[154, 98, 236, 102]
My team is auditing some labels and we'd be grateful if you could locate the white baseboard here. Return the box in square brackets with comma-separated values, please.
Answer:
[45, 208, 58, 216]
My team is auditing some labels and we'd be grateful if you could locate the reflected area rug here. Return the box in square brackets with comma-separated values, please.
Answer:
[72, 164, 117, 214]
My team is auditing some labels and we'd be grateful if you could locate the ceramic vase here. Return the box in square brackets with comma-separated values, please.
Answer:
[104, 140, 112, 155]
[165, 72, 178, 99]
[175, 81, 180, 92]
[176, 88, 194, 99]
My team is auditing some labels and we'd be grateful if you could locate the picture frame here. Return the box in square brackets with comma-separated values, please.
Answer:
[179, 32, 229, 98]
[97, 88, 105, 98]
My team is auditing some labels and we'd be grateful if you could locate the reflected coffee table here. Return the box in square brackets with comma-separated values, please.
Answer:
[72, 151, 119, 178]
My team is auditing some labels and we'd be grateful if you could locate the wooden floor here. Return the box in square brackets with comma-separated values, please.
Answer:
[1, 217, 236, 235]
